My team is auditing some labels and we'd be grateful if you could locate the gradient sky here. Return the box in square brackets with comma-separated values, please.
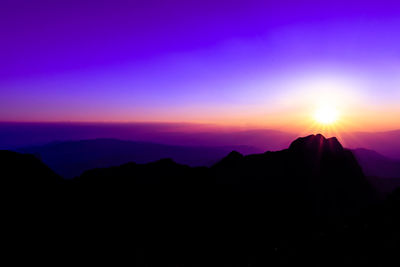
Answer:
[1, 0, 400, 132]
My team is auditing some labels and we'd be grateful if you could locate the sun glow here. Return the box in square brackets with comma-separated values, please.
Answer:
[314, 105, 339, 125]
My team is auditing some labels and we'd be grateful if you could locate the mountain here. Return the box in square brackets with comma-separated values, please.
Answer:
[3, 134, 399, 266]
[77, 134, 376, 216]
[15, 139, 260, 178]
[9, 134, 377, 215]
[213, 134, 375, 216]
[71, 134, 382, 264]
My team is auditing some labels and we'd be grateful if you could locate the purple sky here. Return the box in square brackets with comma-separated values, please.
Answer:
[1, 0, 400, 131]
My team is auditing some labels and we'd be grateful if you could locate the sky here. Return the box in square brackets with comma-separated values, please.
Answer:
[1, 0, 400, 132]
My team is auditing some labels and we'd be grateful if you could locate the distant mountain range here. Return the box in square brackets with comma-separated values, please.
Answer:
[15, 139, 261, 178]
[352, 148, 400, 194]
[341, 129, 400, 159]
[353, 148, 400, 178]
[0, 122, 296, 150]
[3, 122, 400, 160]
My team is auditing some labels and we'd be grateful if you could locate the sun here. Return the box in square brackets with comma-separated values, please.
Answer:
[314, 105, 339, 125]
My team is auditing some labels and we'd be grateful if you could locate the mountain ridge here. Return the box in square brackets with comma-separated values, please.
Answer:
[15, 138, 260, 178]
[2, 134, 400, 265]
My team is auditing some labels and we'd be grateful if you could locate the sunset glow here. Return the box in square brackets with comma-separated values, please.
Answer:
[314, 106, 339, 125]
[1, 0, 400, 133]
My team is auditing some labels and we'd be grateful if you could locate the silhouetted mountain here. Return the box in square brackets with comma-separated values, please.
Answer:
[0, 150, 61, 186]
[16, 139, 259, 178]
[210, 134, 375, 216]
[3, 134, 400, 266]
[74, 134, 376, 220]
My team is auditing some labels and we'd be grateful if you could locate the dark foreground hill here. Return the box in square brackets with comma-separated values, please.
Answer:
[2, 134, 400, 266]
[0, 150, 62, 186]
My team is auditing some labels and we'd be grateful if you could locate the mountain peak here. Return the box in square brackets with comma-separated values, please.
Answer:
[213, 150, 243, 169]
[226, 150, 243, 159]
[289, 134, 343, 154]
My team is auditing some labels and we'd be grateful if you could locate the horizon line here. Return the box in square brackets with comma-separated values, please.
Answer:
[0, 120, 400, 134]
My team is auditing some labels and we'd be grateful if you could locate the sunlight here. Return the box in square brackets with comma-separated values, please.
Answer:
[314, 105, 339, 125]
